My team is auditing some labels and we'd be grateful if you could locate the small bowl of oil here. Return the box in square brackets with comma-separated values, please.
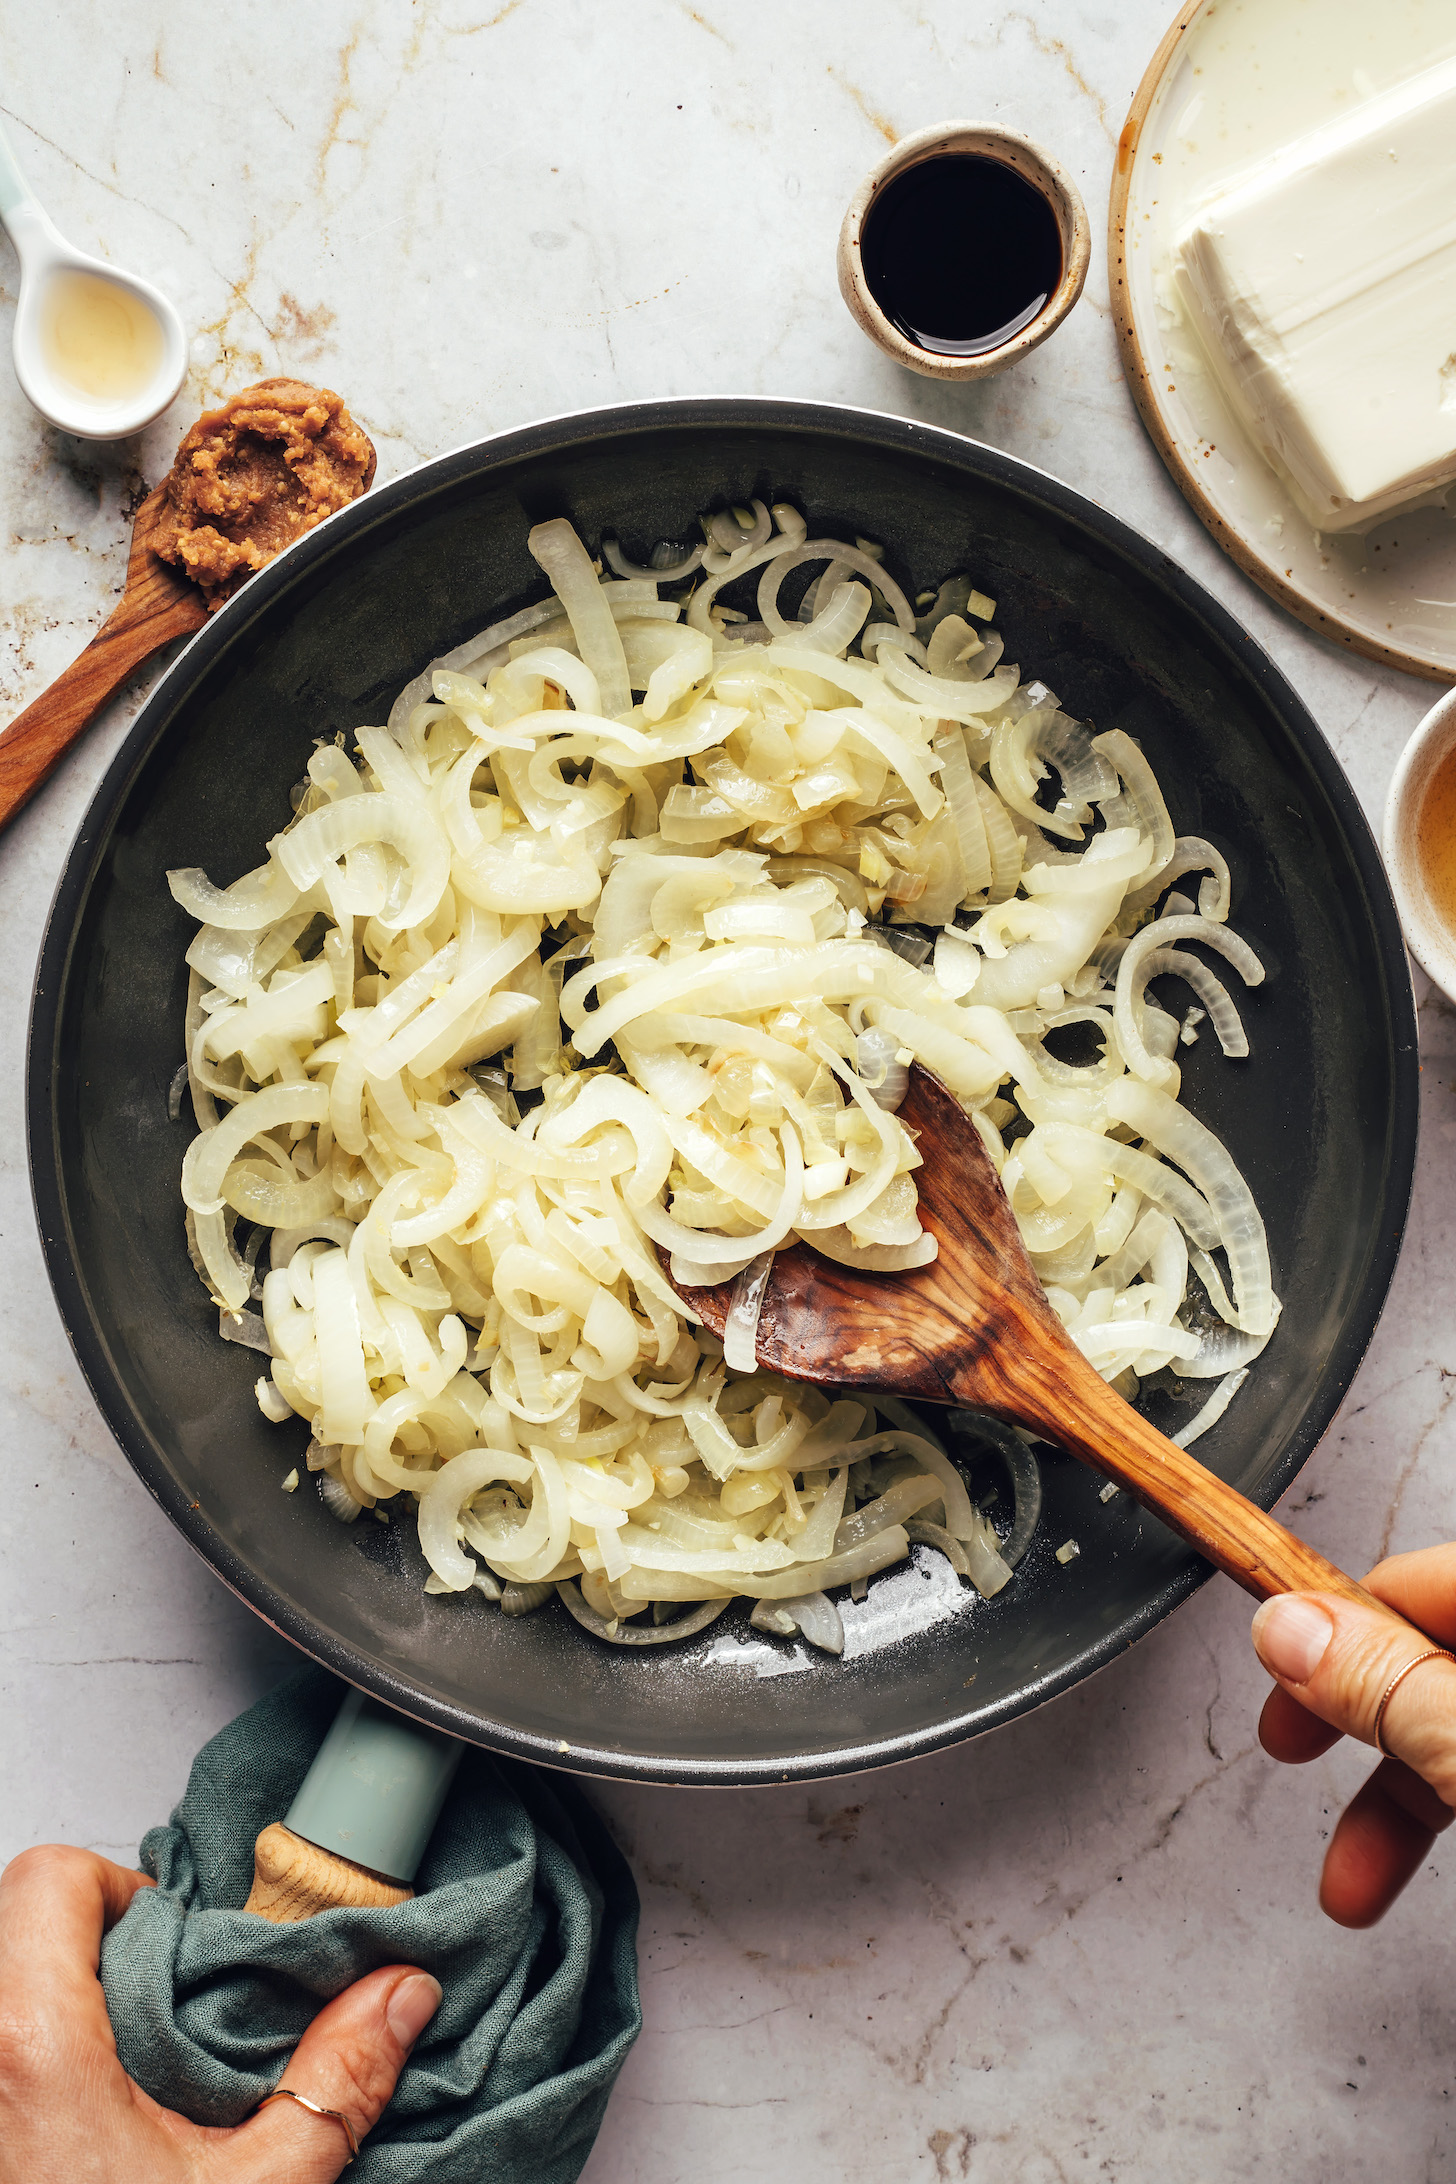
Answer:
[13, 251, 187, 443]
[2, 118, 185, 441]
[1383, 685, 1456, 1002]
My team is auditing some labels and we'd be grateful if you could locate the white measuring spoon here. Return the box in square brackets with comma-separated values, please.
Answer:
[0, 117, 185, 440]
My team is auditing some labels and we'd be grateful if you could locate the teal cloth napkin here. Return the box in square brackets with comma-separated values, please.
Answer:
[99, 1667, 640, 2182]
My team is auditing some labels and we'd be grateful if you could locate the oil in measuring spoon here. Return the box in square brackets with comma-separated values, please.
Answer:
[861, 155, 1063, 358]
[40, 271, 164, 405]
[1416, 742, 1456, 936]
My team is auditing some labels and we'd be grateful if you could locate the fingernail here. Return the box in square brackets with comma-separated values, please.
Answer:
[1252, 1595, 1334, 1685]
[387, 1972, 442, 2047]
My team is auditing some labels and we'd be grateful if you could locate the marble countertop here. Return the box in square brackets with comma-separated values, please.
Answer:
[2, 4, 1453, 2177]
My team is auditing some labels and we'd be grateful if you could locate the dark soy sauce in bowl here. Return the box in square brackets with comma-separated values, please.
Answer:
[861, 154, 1063, 358]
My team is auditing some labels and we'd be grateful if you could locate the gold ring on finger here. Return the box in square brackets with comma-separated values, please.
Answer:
[254, 2083, 362, 2164]
[1372, 1648, 1456, 1758]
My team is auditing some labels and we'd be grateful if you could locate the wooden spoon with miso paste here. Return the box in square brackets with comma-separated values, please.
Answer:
[0, 378, 374, 832]
[676, 1064, 1418, 1623]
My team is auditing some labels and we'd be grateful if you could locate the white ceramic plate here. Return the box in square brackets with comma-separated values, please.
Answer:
[1110, 0, 1456, 683]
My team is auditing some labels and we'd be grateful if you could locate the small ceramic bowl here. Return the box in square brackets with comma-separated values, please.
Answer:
[837, 121, 1090, 383]
[1383, 684, 1456, 1001]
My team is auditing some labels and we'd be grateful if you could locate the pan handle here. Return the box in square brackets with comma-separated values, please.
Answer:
[245, 1822, 415, 1920]
[244, 1690, 463, 1925]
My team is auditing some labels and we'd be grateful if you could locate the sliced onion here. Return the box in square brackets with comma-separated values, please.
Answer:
[1093, 729, 1175, 880]
[855, 1026, 909, 1110]
[1108, 1077, 1276, 1336]
[905, 1520, 971, 1576]
[757, 542, 914, 642]
[797, 580, 872, 657]
[879, 648, 1018, 721]
[167, 859, 299, 931]
[723, 1250, 775, 1372]
[1136, 947, 1249, 1059]
[975, 773, 1023, 904]
[1173, 1367, 1250, 1443]
[1115, 914, 1263, 1087]
[182, 1083, 331, 1220]
[763, 1591, 845, 1654]
[418, 1447, 536, 1590]
[991, 708, 1083, 840]
[925, 615, 984, 680]
[1123, 836, 1232, 925]
[277, 794, 450, 933]
[500, 1580, 555, 1615]
[169, 488, 1277, 1659]
[1182, 1315, 1278, 1379]
[616, 1527, 910, 1600]
[386, 601, 565, 737]
[960, 1517, 1014, 1598]
[933, 725, 992, 899]
[528, 518, 633, 722]
[558, 1580, 728, 1642]
[219, 1307, 272, 1355]
[603, 535, 704, 582]
[833, 1473, 942, 1553]
[313, 1247, 375, 1447]
[807, 1219, 938, 1273]
[947, 1412, 1044, 1571]
[316, 1470, 363, 1523]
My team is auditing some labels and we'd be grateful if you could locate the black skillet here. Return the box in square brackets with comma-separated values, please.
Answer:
[27, 399, 1418, 1784]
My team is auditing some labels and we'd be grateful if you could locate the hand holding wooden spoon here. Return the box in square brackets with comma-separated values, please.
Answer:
[677, 1065, 1452, 1673]
[0, 378, 374, 833]
[1254, 1555, 1456, 1924]
[680, 1066, 1456, 1919]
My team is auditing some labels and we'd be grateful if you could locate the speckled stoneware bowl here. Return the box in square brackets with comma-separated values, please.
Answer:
[29, 399, 1417, 1784]
[837, 122, 1090, 382]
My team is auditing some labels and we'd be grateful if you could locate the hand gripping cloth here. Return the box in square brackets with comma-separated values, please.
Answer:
[99, 1668, 641, 2182]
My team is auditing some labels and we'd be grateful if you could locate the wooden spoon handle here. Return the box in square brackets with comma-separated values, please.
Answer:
[984, 1340, 1392, 1615]
[0, 590, 202, 832]
[243, 1822, 414, 1923]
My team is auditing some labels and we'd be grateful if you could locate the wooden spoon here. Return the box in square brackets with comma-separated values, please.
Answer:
[0, 483, 207, 832]
[677, 1064, 1408, 1622]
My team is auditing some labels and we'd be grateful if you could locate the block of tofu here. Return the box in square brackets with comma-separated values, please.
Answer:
[1173, 57, 1456, 531]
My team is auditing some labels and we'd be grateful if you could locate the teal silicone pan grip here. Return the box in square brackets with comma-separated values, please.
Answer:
[284, 1690, 463, 1885]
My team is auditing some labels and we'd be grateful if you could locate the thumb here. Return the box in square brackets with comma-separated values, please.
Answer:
[1252, 1591, 1456, 1926]
[226, 1964, 442, 2181]
[1251, 1591, 1456, 1798]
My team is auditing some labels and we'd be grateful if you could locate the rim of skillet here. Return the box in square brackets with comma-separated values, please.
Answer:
[26, 395, 1421, 1784]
